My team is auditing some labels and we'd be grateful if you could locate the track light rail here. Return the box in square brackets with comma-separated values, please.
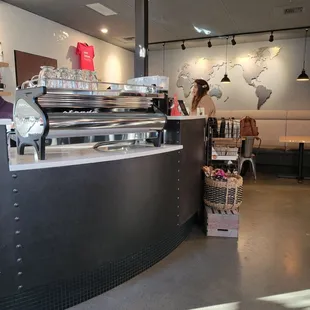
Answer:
[149, 26, 310, 45]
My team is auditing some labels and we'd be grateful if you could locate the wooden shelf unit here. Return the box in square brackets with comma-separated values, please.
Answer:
[0, 91, 12, 97]
[0, 62, 9, 68]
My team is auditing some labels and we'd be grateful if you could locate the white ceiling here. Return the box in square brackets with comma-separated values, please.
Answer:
[3, 0, 310, 50]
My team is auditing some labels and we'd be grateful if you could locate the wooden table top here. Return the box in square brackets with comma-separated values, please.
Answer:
[279, 136, 310, 143]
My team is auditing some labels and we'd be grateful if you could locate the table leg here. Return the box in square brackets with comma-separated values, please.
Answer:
[278, 142, 310, 182]
[298, 142, 304, 183]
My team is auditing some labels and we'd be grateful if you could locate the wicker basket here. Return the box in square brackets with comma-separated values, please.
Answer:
[204, 175, 243, 211]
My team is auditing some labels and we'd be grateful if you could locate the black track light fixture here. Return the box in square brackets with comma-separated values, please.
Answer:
[208, 39, 212, 48]
[221, 37, 231, 84]
[269, 31, 274, 42]
[297, 29, 309, 81]
[231, 35, 236, 46]
[181, 40, 186, 50]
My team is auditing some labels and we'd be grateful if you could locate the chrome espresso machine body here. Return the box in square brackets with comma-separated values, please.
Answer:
[14, 86, 167, 160]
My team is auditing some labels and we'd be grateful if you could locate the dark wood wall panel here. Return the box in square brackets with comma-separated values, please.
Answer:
[14, 50, 57, 87]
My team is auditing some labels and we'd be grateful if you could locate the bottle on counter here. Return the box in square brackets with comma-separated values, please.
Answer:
[231, 117, 235, 138]
[225, 119, 230, 138]
[219, 118, 226, 138]
[228, 118, 233, 138]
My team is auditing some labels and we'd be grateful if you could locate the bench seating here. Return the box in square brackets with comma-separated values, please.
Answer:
[216, 110, 310, 150]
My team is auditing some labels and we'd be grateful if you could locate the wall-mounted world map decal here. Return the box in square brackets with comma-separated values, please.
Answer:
[176, 47, 281, 110]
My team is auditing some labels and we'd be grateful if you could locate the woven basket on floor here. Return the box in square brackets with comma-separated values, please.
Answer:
[204, 175, 243, 211]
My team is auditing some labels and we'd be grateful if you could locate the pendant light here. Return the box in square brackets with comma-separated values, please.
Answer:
[221, 37, 231, 84]
[297, 29, 309, 81]
[231, 35, 236, 46]
[181, 41, 186, 50]
[269, 31, 274, 42]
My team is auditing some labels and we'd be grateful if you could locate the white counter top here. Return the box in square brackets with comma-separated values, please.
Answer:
[0, 119, 12, 125]
[167, 116, 206, 120]
[9, 143, 183, 171]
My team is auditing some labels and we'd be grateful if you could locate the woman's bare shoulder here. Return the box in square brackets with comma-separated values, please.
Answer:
[200, 95, 214, 104]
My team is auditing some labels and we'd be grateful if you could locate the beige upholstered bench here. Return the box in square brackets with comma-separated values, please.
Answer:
[216, 110, 310, 150]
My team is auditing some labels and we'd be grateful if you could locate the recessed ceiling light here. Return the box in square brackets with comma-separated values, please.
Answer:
[194, 26, 211, 35]
[86, 3, 117, 16]
[101, 28, 108, 34]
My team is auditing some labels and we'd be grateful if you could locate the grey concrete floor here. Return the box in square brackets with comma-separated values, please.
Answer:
[70, 175, 310, 310]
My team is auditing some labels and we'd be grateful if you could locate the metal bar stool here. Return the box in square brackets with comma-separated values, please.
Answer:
[238, 137, 261, 180]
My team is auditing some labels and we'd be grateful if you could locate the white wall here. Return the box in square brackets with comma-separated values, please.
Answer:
[0, 1, 134, 101]
[149, 38, 310, 110]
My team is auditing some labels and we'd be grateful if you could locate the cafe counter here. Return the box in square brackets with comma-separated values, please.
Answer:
[0, 116, 205, 310]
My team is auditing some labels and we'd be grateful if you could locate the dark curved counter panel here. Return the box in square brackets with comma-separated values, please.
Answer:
[0, 116, 205, 310]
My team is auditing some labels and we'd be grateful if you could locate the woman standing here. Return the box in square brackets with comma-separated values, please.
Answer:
[191, 79, 216, 117]
[0, 96, 13, 119]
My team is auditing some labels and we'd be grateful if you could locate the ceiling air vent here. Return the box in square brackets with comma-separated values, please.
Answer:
[123, 37, 135, 42]
[114, 37, 135, 44]
[86, 3, 117, 16]
[284, 7, 304, 15]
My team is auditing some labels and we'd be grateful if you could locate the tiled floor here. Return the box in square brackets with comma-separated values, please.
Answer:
[70, 175, 310, 310]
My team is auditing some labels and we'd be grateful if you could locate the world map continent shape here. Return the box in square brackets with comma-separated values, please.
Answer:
[176, 46, 280, 109]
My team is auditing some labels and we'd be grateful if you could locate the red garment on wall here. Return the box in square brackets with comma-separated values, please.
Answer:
[76, 42, 95, 71]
